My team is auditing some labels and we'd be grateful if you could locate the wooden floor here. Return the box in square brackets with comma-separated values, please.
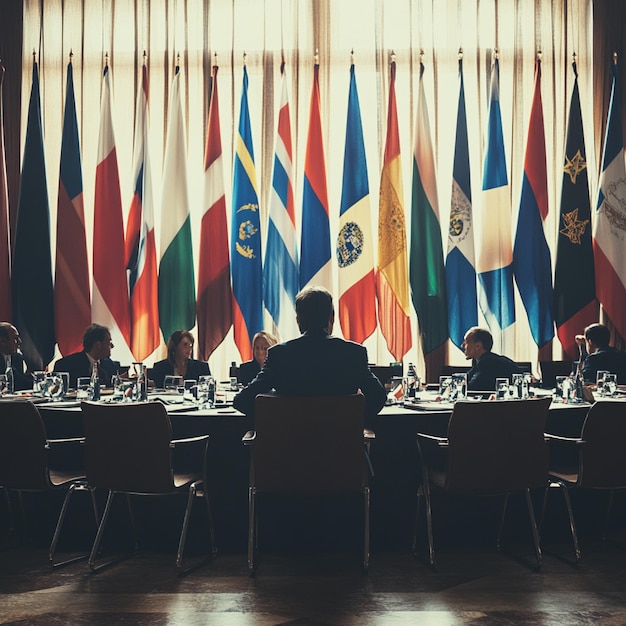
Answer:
[3, 537, 626, 625]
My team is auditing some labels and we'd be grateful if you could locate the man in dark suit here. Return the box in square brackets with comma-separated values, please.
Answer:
[233, 286, 387, 418]
[53, 323, 120, 388]
[0, 322, 33, 391]
[576, 323, 626, 384]
[462, 326, 521, 391]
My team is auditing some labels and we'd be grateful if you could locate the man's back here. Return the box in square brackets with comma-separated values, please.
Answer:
[583, 347, 626, 384]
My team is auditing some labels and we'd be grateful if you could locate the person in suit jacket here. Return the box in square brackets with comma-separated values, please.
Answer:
[150, 330, 210, 389]
[53, 323, 120, 389]
[238, 330, 278, 386]
[233, 286, 387, 418]
[462, 326, 521, 391]
[0, 322, 33, 391]
[575, 323, 626, 384]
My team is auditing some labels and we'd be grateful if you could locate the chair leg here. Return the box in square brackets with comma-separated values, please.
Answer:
[126, 494, 139, 553]
[602, 489, 614, 542]
[497, 493, 510, 551]
[89, 491, 133, 573]
[247, 486, 256, 575]
[525, 488, 543, 570]
[362, 486, 370, 573]
[203, 484, 218, 558]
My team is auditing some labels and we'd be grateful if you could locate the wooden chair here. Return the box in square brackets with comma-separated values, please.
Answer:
[81, 401, 216, 573]
[243, 394, 374, 574]
[414, 397, 551, 570]
[543, 401, 626, 562]
[0, 399, 97, 566]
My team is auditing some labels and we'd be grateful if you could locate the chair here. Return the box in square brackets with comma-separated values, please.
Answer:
[543, 401, 626, 562]
[439, 365, 471, 377]
[539, 360, 573, 389]
[0, 399, 97, 566]
[414, 397, 551, 570]
[243, 393, 374, 574]
[369, 365, 396, 387]
[515, 361, 533, 374]
[81, 401, 216, 573]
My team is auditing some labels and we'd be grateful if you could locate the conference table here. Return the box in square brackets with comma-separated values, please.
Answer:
[33, 389, 603, 551]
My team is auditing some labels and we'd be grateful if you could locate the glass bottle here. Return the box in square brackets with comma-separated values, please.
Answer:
[406, 363, 417, 399]
[4, 354, 14, 395]
[91, 361, 101, 401]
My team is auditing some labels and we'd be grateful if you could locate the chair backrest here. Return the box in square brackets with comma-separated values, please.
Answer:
[440, 365, 472, 377]
[539, 360, 573, 388]
[0, 400, 51, 490]
[253, 394, 366, 495]
[444, 397, 551, 495]
[82, 401, 174, 493]
[578, 401, 626, 488]
[515, 361, 533, 374]
[369, 365, 395, 386]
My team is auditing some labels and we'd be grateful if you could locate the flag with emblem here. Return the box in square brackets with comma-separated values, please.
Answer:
[55, 59, 91, 356]
[125, 63, 159, 361]
[337, 62, 376, 344]
[197, 64, 232, 360]
[477, 57, 515, 333]
[159, 66, 196, 342]
[554, 60, 597, 360]
[513, 59, 554, 347]
[377, 59, 412, 361]
[446, 57, 477, 350]
[0, 63, 12, 322]
[12, 59, 55, 370]
[409, 61, 448, 356]
[264, 60, 298, 340]
[300, 62, 331, 291]
[231, 65, 262, 361]
[92, 63, 131, 354]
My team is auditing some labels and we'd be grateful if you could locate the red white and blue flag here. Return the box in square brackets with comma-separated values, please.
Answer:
[125, 63, 159, 361]
[300, 63, 331, 291]
[513, 59, 554, 347]
[264, 60, 299, 340]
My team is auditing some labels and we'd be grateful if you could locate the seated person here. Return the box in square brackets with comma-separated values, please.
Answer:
[462, 326, 521, 391]
[0, 322, 33, 391]
[238, 331, 278, 386]
[233, 286, 387, 419]
[54, 323, 120, 388]
[150, 330, 210, 389]
[575, 323, 626, 384]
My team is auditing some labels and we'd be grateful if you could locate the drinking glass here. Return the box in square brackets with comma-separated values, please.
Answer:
[0, 374, 8, 396]
[451, 373, 467, 401]
[596, 370, 609, 396]
[76, 377, 93, 401]
[183, 379, 196, 402]
[496, 377, 509, 400]
[32, 371, 46, 396]
[197, 375, 215, 408]
[438, 375, 452, 398]
[512, 373, 524, 398]
[111, 374, 124, 401]
[389, 376, 403, 403]
[44, 373, 65, 400]
[164, 375, 182, 392]
[604, 373, 617, 397]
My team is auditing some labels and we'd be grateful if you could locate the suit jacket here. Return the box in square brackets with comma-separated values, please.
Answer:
[581, 347, 626, 384]
[149, 358, 211, 389]
[466, 351, 521, 391]
[238, 359, 261, 386]
[0, 353, 33, 391]
[53, 352, 120, 389]
[233, 330, 387, 418]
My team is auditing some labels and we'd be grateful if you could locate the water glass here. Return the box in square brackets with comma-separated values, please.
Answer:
[496, 377, 509, 400]
[183, 379, 197, 402]
[604, 373, 618, 397]
[0, 374, 8, 396]
[511, 373, 524, 398]
[596, 370, 609, 396]
[32, 371, 46, 396]
[197, 375, 215, 408]
[44, 373, 65, 400]
[450, 373, 467, 401]
[76, 376, 93, 401]
[438, 376, 452, 398]
[164, 375, 183, 392]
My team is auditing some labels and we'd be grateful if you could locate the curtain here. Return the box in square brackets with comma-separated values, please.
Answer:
[20, 0, 596, 378]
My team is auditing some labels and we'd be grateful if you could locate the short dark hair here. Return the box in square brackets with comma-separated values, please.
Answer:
[296, 286, 333, 333]
[584, 323, 610, 348]
[83, 324, 110, 351]
[167, 330, 194, 365]
[468, 327, 493, 351]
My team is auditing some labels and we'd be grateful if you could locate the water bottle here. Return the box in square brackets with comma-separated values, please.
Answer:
[575, 369, 585, 402]
[4, 354, 14, 394]
[406, 363, 417, 399]
[139, 365, 148, 401]
[91, 361, 101, 401]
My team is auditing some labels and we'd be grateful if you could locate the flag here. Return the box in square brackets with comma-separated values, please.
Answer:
[12, 60, 55, 369]
[264, 60, 299, 340]
[337, 62, 376, 344]
[54, 59, 91, 357]
[409, 61, 448, 356]
[377, 59, 412, 361]
[0, 63, 11, 321]
[477, 57, 515, 333]
[446, 57, 477, 350]
[300, 63, 331, 291]
[197, 64, 232, 360]
[231, 65, 262, 361]
[593, 59, 626, 341]
[92, 64, 131, 353]
[159, 66, 196, 342]
[554, 60, 597, 360]
[125, 63, 159, 361]
[513, 59, 554, 347]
